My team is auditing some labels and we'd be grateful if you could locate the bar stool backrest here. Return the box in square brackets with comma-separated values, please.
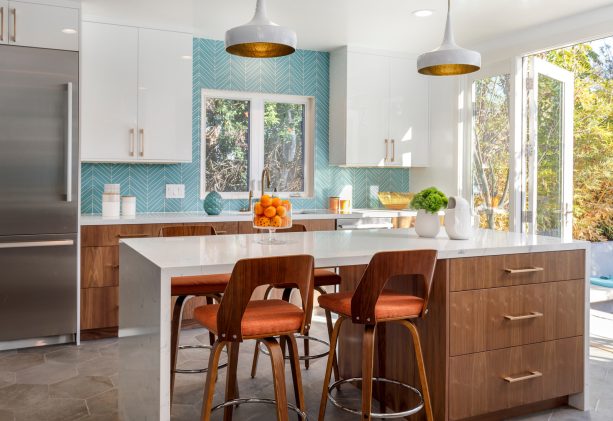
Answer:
[218, 255, 315, 341]
[351, 250, 438, 324]
[160, 225, 217, 237]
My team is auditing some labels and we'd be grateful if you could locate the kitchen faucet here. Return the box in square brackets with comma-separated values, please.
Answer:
[240, 168, 272, 212]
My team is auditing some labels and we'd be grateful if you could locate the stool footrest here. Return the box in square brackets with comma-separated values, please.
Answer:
[211, 397, 308, 420]
[327, 377, 424, 419]
[257, 334, 330, 361]
[174, 344, 228, 374]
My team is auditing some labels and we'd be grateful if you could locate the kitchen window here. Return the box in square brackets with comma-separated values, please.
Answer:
[201, 90, 315, 199]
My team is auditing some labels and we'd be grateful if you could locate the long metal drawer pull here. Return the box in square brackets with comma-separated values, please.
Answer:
[129, 128, 135, 156]
[139, 129, 145, 157]
[504, 266, 544, 274]
[11, 8, 15, 42]
[66, 83, 73, 202]
[503, 370, 542, 383]
[384, 139, 389, 162]
[504, 311, 543, 321]
[0, 240, 74, 249]
[391, 139, 395, 162]
[0, 7, 4, 42]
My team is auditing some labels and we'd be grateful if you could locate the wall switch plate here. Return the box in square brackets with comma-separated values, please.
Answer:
[166, 184, 185, 199]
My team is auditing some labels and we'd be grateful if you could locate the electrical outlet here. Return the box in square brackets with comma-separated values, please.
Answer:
[166, 184, 185, 199]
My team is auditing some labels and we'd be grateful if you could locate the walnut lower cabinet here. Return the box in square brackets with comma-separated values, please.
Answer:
[338, 249, 586, 421]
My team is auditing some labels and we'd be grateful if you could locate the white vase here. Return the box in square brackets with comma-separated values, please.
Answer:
[415, 210, 440, 238]
[444, 196, 473, 240]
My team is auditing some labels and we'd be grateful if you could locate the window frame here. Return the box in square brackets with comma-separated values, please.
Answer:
[200, 89, 315, 200]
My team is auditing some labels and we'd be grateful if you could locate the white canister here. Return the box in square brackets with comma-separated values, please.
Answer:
[104, 184, 121, 194]
[121, 196, 136, 217]
[102, 193, 120, 218]
[444, 196, 473, 240]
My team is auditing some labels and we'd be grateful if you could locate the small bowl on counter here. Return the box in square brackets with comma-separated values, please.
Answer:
[377, 192, 414, 210]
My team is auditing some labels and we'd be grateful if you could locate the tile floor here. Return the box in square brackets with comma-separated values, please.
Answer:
[0, 304, 612, 421]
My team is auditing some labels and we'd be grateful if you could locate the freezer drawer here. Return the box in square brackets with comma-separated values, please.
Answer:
[0, 233, 77, 341]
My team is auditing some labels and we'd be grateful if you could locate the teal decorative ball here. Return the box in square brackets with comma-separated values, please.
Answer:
[203, 191, 223, 215]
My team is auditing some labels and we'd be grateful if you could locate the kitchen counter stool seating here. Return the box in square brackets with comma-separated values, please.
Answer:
[195, 254, 315, 421]
[159, 225, 231, 402]
[317, 249, 438, 421]
[251, 224, 341, 383]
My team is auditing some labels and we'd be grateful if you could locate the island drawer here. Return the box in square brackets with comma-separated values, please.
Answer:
[449, 250, 585, 291]
[449, 336, 583, 420]
[81, 246, 118, 288]
[450, 279, 584, 355]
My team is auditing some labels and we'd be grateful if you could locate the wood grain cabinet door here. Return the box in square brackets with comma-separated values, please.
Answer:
[449, 336, 583, 420]
[450, 280, 584, 355]
[81, 246, 118, 288]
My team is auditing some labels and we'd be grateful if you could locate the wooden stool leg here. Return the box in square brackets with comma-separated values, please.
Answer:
[318, 316, 345, 421]
[205, 296, 216, 346]
[249, 285, 276, 379]
[361, 324, 376, 421]
[170, 295, 188, 405]
[200, 341, 226, 421]
[376, 323, 387, 414]
[286, 334, 306, 420]
[317, 286, 340, 384]
[223, 342, 240, 421]
[262, 337, 290, 421]
[400, 320, 433, 421]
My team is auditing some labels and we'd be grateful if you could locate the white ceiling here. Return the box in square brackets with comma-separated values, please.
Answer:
[82, 0, 613, 53]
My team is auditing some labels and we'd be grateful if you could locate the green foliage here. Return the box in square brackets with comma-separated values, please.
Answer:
[410, 187, 448, 214]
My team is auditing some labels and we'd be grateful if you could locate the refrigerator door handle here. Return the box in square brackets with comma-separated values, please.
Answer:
[0, 239, 74, 249]
[66, 82, 73, 203]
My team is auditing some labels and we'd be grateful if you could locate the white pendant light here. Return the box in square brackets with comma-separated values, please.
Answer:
[225, 0, 297, 58]
[417, 0, 481, 76]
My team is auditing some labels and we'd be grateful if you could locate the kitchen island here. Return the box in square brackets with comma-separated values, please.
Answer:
[118, 228, 589, 420]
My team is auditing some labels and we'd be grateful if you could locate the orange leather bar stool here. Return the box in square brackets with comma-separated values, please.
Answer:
[159, 225, 231, 401]
[195, 254, 315, 421]
[317, 250, 438, 421]
[250, 224, 341, 383]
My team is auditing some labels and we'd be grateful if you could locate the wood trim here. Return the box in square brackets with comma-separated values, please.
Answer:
[80, 287, 119, 330]
[80, 326, 118, 341]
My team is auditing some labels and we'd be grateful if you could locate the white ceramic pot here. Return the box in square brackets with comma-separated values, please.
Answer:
[415, 210, 440, 238]
[444, 196, 473, 240]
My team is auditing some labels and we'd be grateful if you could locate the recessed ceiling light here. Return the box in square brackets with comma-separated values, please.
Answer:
[62, 28, 77, 34]
[181, 55, 192, 60]
[412, 9, 433, 17]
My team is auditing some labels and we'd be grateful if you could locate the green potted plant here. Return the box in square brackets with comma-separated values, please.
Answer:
[410, 187, 448, 238]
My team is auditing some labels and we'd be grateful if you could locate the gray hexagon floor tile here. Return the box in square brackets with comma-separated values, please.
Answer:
[80, 413, 119, 421]
[14, 398, 88, 421]
[16, 361, 77, 385]
[86, 388, 117, 415]
[45, 347, 100, 364]
[49, 375, 113, 400]
[0, 384, 48, 410]
[0, 354, 44, 373]
[17, 345, 71, 355]
[0, 409, 15, 421]
[0, 372, 15, 389]
[76, 357, 118, 378]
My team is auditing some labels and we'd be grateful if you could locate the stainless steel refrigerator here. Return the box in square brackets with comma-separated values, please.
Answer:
[0, 45, 79, 349]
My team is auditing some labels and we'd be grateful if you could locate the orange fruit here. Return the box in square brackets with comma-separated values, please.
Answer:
[271, 197, 282, 208]
[264, 206, 277, 218]
[256, 216, 270, 227]
[271, 215, 282, 227]
[281, 217, 291, 227]
[254, 202, 264, 215]
[276, 205, 287, 217]
[260, 194, 272, 207]
[282, 200, 291, 210]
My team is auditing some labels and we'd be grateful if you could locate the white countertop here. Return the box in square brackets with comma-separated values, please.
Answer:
[120, 228, 588, 275]
[79, 208, 420, 225]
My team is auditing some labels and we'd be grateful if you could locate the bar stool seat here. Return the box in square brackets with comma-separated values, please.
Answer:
[195, 299, 304, 339]
[171, 273, 230, 296]
[313, 269, 342, 286]
[318, 290, 424, 321]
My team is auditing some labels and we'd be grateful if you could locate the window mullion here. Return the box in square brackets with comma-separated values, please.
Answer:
[251, 98, 265, 194]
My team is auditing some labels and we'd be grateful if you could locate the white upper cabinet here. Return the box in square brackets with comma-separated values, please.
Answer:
[137, 28, 192, 162]
[81, 21, 193, 163]
[5, 1, 79, 51]
[330, 47, 430, 167]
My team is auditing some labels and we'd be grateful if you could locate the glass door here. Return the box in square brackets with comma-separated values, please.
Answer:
[524, 57, 574, 240]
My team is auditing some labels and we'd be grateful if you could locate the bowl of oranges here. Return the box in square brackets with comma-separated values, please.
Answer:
[253, 194, 292, 231]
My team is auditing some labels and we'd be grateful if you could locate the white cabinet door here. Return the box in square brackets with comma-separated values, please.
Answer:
[137, 28, 192, 163]
[8, 1, 78, 51]
[81, 22, 139, 162]
[346, 52, 390, 166]
[388, 57, 430, 167]
[0, 2, 8, 44]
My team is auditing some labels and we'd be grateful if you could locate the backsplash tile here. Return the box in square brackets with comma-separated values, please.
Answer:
[81, 38, 410, 214]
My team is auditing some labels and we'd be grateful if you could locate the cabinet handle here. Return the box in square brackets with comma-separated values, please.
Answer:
[11, 8, 16, 42]
[391, 139, 395, 162]
[216, 231, 228, 234]
[65, 83, 73, 203]
[504, 311, 543, 321]
[504, 266, 544, 274]
[0, 239, 73, 249]
[503, 370, 542, 383]
[116, 234, 149, 239]
[129, 129, 135, 156]
[139, 129, 145, 157]
[0, 7, 4, 42]
[384, 139, 389, 162]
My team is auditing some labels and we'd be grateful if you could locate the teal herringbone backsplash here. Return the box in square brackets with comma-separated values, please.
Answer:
[81, 39, 409, 214]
